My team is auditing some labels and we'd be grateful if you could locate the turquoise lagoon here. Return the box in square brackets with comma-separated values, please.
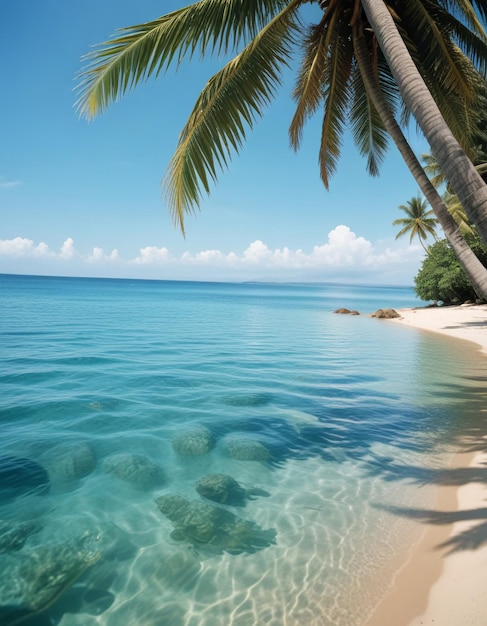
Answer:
[1, 274, 486, 625]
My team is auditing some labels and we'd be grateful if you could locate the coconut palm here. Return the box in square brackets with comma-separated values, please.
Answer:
[360, 0, 487, 245]
[76, 1, 487, 229]
[393, 196, 438, 253]
[351, 20, 487, 298]
[441, 192, 475, 235]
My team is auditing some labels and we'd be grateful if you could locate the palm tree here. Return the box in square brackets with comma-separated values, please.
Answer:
[350, 26, 487, 297]
[76, 1, 487, 221]
[76, 1, 487, 279]
[393, 196, 438, 253]
[360, 0, 487, 245]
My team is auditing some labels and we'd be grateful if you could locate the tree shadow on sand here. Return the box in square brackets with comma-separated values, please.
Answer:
[375, 504, 487, 554]
[364, 373, 487, 555]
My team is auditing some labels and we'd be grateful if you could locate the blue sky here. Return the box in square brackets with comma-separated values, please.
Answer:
[1, 0, 433, 284]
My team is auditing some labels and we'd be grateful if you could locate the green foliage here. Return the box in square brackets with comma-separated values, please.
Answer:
[414, 234, 487, 304]
[392, 195, 438, 251]
[76, 1, 487, 232]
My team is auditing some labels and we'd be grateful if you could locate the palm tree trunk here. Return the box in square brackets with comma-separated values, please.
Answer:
[360, 0, 487, 247]
[352, 19, 487, 300]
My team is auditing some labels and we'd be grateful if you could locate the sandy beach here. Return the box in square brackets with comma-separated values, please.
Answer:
[367, 303, 487, 626]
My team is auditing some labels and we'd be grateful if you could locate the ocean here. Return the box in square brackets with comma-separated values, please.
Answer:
[1, 274, 486, 626]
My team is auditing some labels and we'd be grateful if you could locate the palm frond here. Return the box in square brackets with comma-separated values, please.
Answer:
[440, 12, 487, 74]
[421, 153, 447, 188]
[349, 64, 388, 176]
[441, 0, 487, 38]
[470, 0, 487, 22]
[318, 14, 354, 188]
[163, 5, 300, 232]
[289, 21, 328, 150]
[442, 190, 475, 234]
[76, 0, 290, 119]
[398, 0, 472, 98]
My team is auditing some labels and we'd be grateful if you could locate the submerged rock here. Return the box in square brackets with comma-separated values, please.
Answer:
[0, 521, 40, 554]
[0, 542, 100, 625]
[370, 308, 400, 319]
[103, 453, 164, 489]
[155, 494, 276, 555]
[172, 426, 214, 456]
[221, 436, 270, 461]
[222, 393, 272, 407]
[0, 456, 50, 502]
[40, 442, 96, 481]
[195, 473, 269, 507]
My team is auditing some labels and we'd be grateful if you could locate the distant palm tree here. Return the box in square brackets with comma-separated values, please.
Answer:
[393, 196, 438, 253]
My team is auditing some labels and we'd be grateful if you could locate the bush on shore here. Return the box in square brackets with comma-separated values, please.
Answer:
[414, 234, 487, 304]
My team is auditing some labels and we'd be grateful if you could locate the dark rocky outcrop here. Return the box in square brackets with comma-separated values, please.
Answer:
[370, 308, 401, 319]
[0, 521, 40, 554]
[221, 436, 270, 461]
[0, 543, 100, 625]
[155, 494, 276, 555]
[195, 473, 269, 507]
[333, 308, 360, 315]
[103, 453, 164, 489]
[39, 442, 96, 481]
[172, 426, 215, 456]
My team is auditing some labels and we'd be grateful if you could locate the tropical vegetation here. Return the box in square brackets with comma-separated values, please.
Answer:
[392, 196, 438, 253]
[76, 1, 487, 295]
[415, 234, 487, 304]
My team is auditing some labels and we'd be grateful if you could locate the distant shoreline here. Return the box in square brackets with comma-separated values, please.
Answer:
[367, 303, 487, 626]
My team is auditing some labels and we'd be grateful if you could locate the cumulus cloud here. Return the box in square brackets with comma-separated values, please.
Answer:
[171, 226, 394, 272]
[0, 226, 423, 283]
[60, 237, 76, 259]
[87, 247, 120, 263]
[132, 246, 172, 264]
[0, 237, 52, 257]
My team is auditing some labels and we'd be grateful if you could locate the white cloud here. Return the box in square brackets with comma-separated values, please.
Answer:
[0, 226, 424, 284]
[0, 237, 52, 257]
[132, 245, 171, 264]
[87, 247, 120, 263]
[60, 237, 76, 259]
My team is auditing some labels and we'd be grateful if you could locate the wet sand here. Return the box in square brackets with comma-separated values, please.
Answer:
[366, 304, 487, 626]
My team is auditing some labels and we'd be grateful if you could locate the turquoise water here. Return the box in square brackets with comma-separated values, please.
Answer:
[1, 274, 486, 625]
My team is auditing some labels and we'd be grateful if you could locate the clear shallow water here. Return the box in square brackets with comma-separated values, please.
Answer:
[1, 274, 486, 625]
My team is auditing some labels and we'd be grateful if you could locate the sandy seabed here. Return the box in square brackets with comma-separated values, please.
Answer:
[366, 304, 487, 626]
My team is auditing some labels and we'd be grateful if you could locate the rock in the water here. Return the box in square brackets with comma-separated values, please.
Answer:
[370, 308, 400, 319]
[40, 442, 96, 481]
[196, 473, 270, 507]
[222, 436, 270, 461]
[333, 308, 360, 315]
[172, 426, 214, 456]
[0, 543, 100, 625]
[0, 456, 50, 501]
[154, 494, 276, 555]
[196, 474, 248, 506]
[103, 453, 164, 489]
[0, 521, 40, 554]
[222, 393, 272, 407]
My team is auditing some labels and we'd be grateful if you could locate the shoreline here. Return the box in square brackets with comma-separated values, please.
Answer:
[367, 303, 487, 626]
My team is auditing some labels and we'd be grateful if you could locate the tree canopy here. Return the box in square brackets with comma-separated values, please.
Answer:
[76, 0, 487, 234]
[415, 234, 487, 304]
